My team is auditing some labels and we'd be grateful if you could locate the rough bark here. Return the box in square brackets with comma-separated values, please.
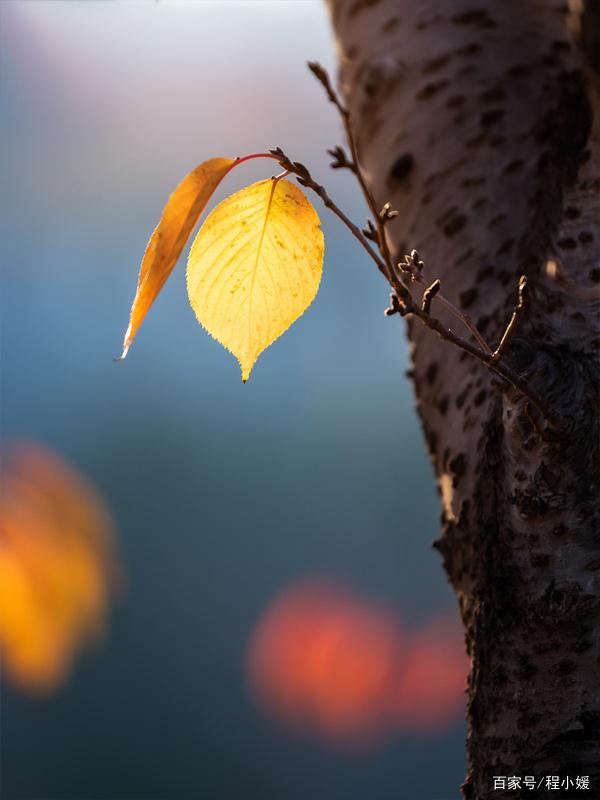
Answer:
[327, 1, 599, 797]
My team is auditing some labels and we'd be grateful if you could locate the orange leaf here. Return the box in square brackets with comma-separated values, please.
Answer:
[0, 442, 119, 693]
[119, 157, 235, 358]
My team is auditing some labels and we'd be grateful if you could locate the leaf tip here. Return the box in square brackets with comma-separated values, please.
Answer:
[241, 361, 253, 383]
[118, 345, 130, 361]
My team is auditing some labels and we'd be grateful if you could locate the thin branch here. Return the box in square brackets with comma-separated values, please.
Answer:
[399, 250, 492, 354]
[308, 61, 396, 283]
[327, 145, 356, 173]
[422, 280, 441, 314]
[362, 219, 378, 242]
[493, 275, 528, 361]
[271, 145, 562, 430]
[425, 282, 492, 354]
[404, 301, 559, 426]
[269, 148, 397, 288]
[284, 65, 560, 427]
[309, 62, 493, 357]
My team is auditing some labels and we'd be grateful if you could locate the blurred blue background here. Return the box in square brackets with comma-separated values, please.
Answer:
[0, 2, 464, 798]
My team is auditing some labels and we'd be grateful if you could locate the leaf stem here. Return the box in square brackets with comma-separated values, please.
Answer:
[233, 152, 282, 167]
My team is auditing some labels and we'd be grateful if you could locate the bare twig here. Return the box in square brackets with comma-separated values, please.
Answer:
[400, 251, 492, 354]
[493, 275, 528, 361]
[308, 61, 397, 283]
[282, 65, 560, 427]
[271, 144, 561, 429]
[309, 63, 493, 357]
[379, 202, 399, 223]
[384, 292, 403, 317]
[307, 62, 344, 113]
[419, 277, 492, 354]
[269, 147, 397, 287]
[422, 280, 441, 314]
[327, 145, 356, 173]
[405, 300, 559, 427]
[362, 219, 378, 242]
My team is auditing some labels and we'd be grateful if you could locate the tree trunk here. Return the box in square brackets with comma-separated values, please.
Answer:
[326, 1, 599, 796]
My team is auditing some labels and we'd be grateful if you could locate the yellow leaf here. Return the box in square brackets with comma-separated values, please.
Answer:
[186, 178, 324, 381]
[120, 157, 235, 359]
